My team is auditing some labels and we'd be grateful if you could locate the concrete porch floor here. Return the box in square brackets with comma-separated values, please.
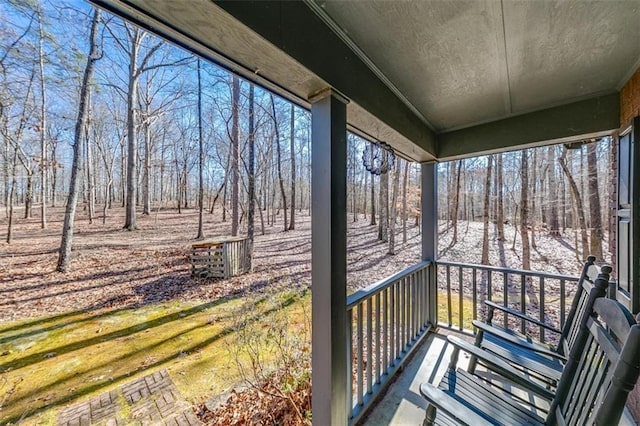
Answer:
[360, 329, 637, 426]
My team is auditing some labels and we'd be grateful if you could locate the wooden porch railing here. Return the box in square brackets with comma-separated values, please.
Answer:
[346, 260, 583, 423]
[435, 260, 581, 344]
[346, 261, 432, 424]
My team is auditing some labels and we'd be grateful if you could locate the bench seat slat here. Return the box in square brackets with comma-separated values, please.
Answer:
[481, 333, 563, 382]
[431, 369, 545, 425]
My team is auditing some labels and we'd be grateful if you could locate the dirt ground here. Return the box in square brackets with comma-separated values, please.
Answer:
[1, 205, 600, 323]
[1, 206, 424, 322]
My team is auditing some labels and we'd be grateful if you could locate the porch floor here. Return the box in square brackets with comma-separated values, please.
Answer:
[360, 329, 637, 425]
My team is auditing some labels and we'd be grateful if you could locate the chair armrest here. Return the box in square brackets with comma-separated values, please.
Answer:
[448, 335, 555, 401]
[485, 300, 561, 334]
[419, 381, 496, 426]
[472, 320, 567, 361]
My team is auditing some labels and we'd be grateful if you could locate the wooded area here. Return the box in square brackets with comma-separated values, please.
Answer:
[1, 0, 614, 274]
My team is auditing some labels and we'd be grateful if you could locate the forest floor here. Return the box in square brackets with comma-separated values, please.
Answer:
[0, 206, 606, 424]
[2, 206, 605, 322]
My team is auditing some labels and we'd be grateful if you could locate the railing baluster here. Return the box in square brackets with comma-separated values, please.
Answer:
[366, 298, 372, 395]
[375, 292, 381, 384]
[395, 281, 401, 361]
[423, 268, 428, 327]
[539, 276, 545, 342]
[413, 272, 418, 337]
[446, 265, 452, 327]
[347, 307, 353, 417]
[502, 272, 509, 329]
[560, 279, 566, 330]
[382, 288, 388, 373]
[401, 278, 406, 349]
[357, 302, 363, 407]
[487, 270, 492, 302]
[458, 266, 463, 330]
[389, 283, 395, 364]
[520, 273, 526, 334]
[472, 267, 478, 326]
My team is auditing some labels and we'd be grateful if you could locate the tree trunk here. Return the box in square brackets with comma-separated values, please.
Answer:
[231, 75, 240, 236]
[496, 153, 505, 241]
[587, 142, 603, 260]
[451, 160, 462, 244]
[142, 117, 151, 215]
[196, 58, 205, 240]
[378, 152, 389, 242]
[530, 150, 538, 249]
[388, 160, 401, 254]
[6, 149, 18, 243]
[547, 146, 560, 235]
[481, 156, 493, 264]
[247, 83, 256, 269]
[271, 95, 288, 232]
[50, 140, 57, 207]
[24, 172, 33, 219]
[520, 150, 531, 270]
[85, 110, 95, 224]
[124, 29, 140, 231]
[288, 104, 295, 230]
[402, 160, 409, 243]
[559, 148, 589, 259]
[37, 9, 47, 229]
[369, 146, 376, 226]
[57, 9, 101, 272]
[520, 150, 538, 305]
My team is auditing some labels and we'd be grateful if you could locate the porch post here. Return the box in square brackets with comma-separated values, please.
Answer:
[311, 88, 348, 425]
[421, 162, 438, 325]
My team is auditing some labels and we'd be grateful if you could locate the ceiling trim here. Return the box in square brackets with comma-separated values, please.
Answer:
[303, 0, 435, 131]
[437, 92, 620, 160]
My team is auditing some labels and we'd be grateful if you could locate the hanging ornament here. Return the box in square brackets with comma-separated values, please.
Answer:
[362, 141, 395, 175]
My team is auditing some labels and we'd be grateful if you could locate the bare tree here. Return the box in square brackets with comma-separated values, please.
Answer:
[270, 94, 288, 232]
[57, 9, 102, 272]
[481, 156, 493, 265]
[108, 24, 188, 230]
[36, 5, 48, 229]
[196, 58, 205, 240]
[559, 147, 589, 259]
[520, 150, 531, 270]
[231, 75, 240, 235]
[547, 146, 560, 235]
[402, 159, 409, 243]
[247, 83, 256, 269]
[496, 153, 505, 241]
[388, 159, 401, 254]
[378, 152, 389, 242]
[288, 104, 295, 230]
[587, 141, 603, 260]
[451, 160, 462, 244]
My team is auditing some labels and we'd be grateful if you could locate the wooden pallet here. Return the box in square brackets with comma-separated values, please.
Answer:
[190, 236, 250, 278]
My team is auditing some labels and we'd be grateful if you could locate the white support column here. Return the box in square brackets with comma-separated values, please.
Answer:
[311, 89, 348, 425]
[421, 162, 438, 325]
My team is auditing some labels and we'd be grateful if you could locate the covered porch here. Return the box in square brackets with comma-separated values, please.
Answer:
[89, 0, 640, 424]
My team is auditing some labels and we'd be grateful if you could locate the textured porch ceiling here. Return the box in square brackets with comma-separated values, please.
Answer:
[90, 0, 640, 161]
[317, 0, 640, 131]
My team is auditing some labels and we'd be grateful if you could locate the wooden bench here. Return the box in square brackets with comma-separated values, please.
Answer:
[468, 256, 601, 389]
[190, 236, 250, 278]
[419, 266, 640, 425]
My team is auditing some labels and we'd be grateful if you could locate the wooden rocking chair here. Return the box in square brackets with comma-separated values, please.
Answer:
[420, 267, 640, 425]
[467, 256, 602, 391]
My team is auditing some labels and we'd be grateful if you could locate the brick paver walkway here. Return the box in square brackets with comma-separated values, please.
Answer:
[56, 369, 202, 426]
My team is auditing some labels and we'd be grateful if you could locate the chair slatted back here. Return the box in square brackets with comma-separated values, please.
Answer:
[560, 256, 598, 356]
[551, 293, 640, 426]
